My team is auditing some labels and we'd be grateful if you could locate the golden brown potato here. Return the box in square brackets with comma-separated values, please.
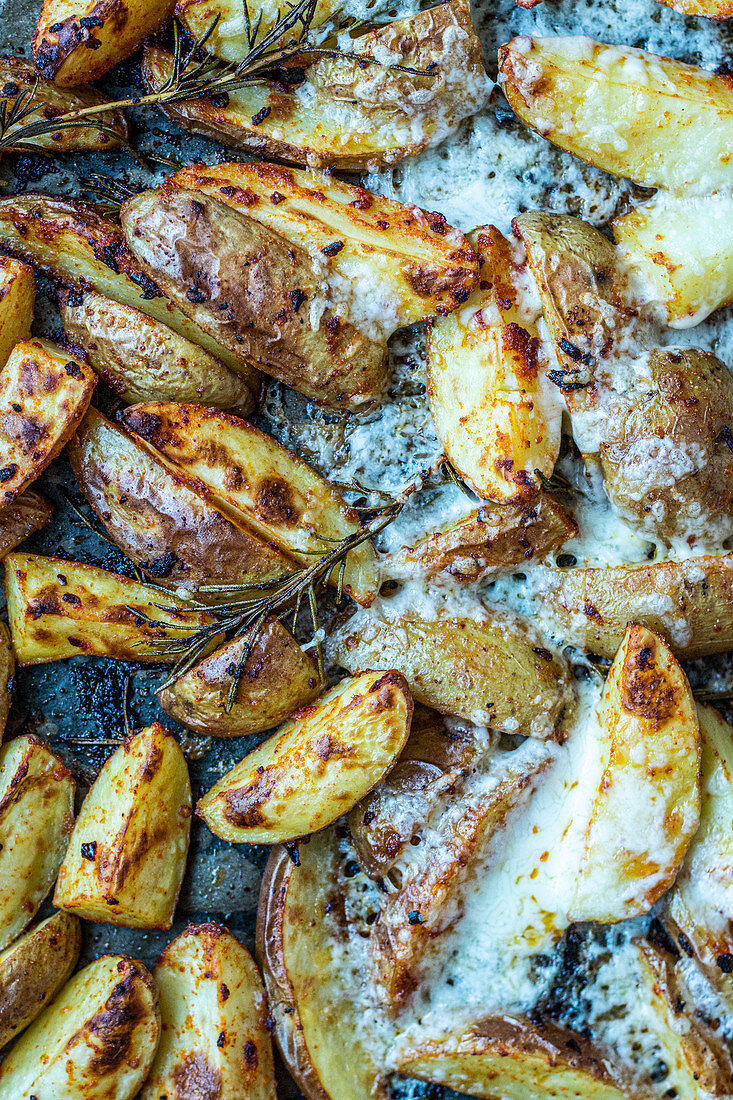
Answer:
[0, 256, 33, 370]
[54, 723, 191, 929]
[0, 56, 128, 151]
[142, 922, 276, 1100]
[0, 339, 95, 505]
[0, 911, 81, 1050]
[119, 402, 378, 605]
[157, 619, 323, 737]
[60, 289, 256, 414]
[0, 490, 53, 561]
[176, 0, 339, 61]
[395, 1017, 629, 1100]
[659, 0, 733, 14]
[4, 552, 211, 665]
[386, 496, 577, 581]
[499, 36, 733, 191]
[68, 408, 294, 591]
[120, 187, 387, 411]
[569, 623, 700, 923]
[0, 734, 75, 950]
[198, 671, 412, 843]
[0, 954, 160, 1098]
[427, 225, 561, 501]
[153, 161, 478, 327]
[0, 623, 14, 742]
[33, 0, 176, 86]
[612, 191, 733, 328]
[0, 194, 260, 391]
[143, 1, 487, 169]
[539, 553, 733, 659]
[257, 830, 386, 1100]
[330, 606, 570, 736]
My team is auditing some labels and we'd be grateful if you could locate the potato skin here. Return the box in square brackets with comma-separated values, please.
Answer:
[68, 408, 293, 591]
[198, 670, 413, 843]
[0, 255, 34, 370]
[0, 491, 53, 561]
[142, 922, 276, 1100]
[33, 0, 176, 86]
[157, 619, 323, 737]
[54, 723, 191, 929]
[60, 289, 256, 415]
[0, 624, 14, 742]
[121, 187, 387, 412]
[0, 911, 81, 1049]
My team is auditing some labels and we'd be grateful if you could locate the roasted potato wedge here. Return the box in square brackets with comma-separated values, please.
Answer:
[120, 402, 378, 605]
[142, 922, 276, 1099]
[330, 606, 569, 736]
[0, 623, 14, 742]
[0, 56, 128, 151]
[60, 289, 256, 414]
[257, 829, 387, 1100]
[120, 186, 387, 410]
[541, 553, 733, 659]
[0, 734, 75, 950]
[143, 1, 487, 169]
[659, 0, 733, 14]
[152, 161, 478, 327]
[176, 0, 339, 61]
[33, 0, 176, 86]
[0, 954, 160, 1098]
[4, 552, 211, 665]
[68, 408, 294, 591]
[499, 36, 733, 192]
[0, 256, 33, 369]
[0, 194, 260, 391]
[0, 339, 95, 506]
[569, 623, 700, 923]
[54, 723, 191, 928]
[157, 619, 323, 737]
[612, 191, 733, 327]
[427, 224, 561, 501]
[198, 670, 412, 843]
[395, 1017, 629, 1100]
[386, 496, 577, 581]
[0, 911, 81, 1050]
[0, 490, 53, 560]
[667, 705, 733, 970]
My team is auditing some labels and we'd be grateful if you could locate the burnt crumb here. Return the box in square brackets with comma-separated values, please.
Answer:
[80, 14, 102, 26]
[243, 1039, 257, 1066]
[556, 553, 577, 567]
[48, 21, 64, 30]
[322, 240, 345, 257]
[10, 153, 58, 190]
[531, 646, 553, 662]
[408, 911, 424, 925]
[143, 552, 177, 578]
[62, 593, 82, 607]
[289, 289, 306, 312]
[718, 425, 733, 454]
[677, 931, 695, 957]
[547, 368, 589, 393]
[284, 841, 300, 866]
[64, 361, 84, 380]
[717, 953, 733, 973]
[1, 82, 18, 96]
[85, 37, 102, 49]
[81, 840, 97, 861]
[271, 191, 285, 204]
[0, 464, 17, 482]
[559, 338, 583, 362]
[207, 90, 230, 109]
[129, 271, 159, 299]
[186, 285, 208, 303]
[344, 860, 360, 878]
[217, 1031, 226, 1048]
[251, 106, 271, 125]
[10, 403, 20, 412]
[647, 918, 680, 959]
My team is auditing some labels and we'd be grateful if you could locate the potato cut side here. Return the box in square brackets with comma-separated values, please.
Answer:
[667, 705, 733, 970]
[0, 954, 160, 1099]
[176, 0, 340, 61]
[60, 289, 256, 414]
[0, 56, 128, 150]
[120, 187, 387, 411]
[330, 607, 569, 737]
[0, 256, 34, 370]
[142, 922, 276, 1100]
[386, 495, 577, 580]
[541, 553, 733, 659]
[33, 0, 176, 86]
[395, 1016, 629, 1100]
[199, 670, 413, 843]
[158, 161, 478, 329]
[144, 1, 487, 169]
[0, 623, 14, 742]
[157, 619, 323, 738]
[0, 490, 53, 561]
[120, 402, 379, 605]
[0, 734, 75, 950]
[499, 35, 733, 192]
[54, 723, 191, 929]
[0, 911, 81, 1050]
[68, 409, 293, 591]
[612, 191, 733, 328]
[570, 624, 700, 923]
[257, 830, 386, 1100]
[427, 224, 561, 501]
[5, 552, 212, 666]
[0, 194, 260, 389]
[0, 338, 95, 505]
